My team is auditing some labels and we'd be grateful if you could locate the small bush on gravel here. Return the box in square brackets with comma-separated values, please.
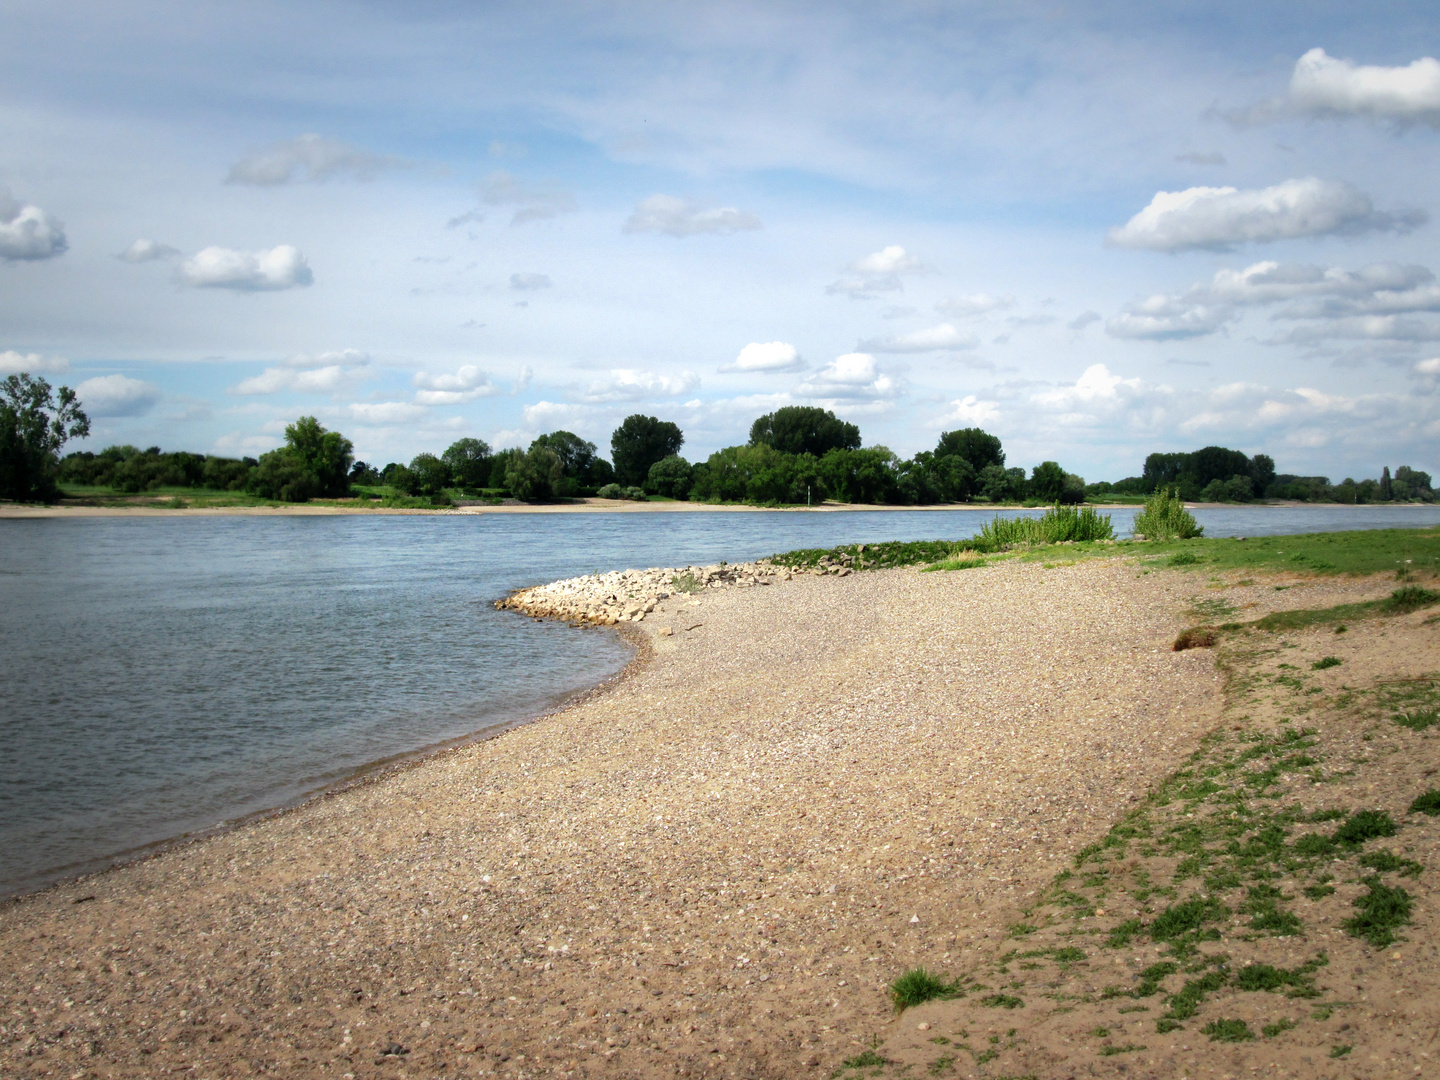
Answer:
[1332, 810, 1398, 847]
[1409, 789, 1440, 815]
[1132, 487, 1203, 540]
[1201, 1018, 1255, 1042]
[1313, 656, 1342, 670]
[1342, 877, 1413, 947]
[889, 968, 961, 1011]
[1395, 709, 1438, 732]
[1387, 585, 1440, 612]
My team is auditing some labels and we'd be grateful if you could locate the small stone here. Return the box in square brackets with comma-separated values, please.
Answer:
[916, 1022, 930, 1031]
[909, 914, 920, 923]
[658, 627, 674, 637]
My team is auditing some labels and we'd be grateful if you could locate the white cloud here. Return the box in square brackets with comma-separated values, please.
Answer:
[479, 171, 576, 225]
[936, 394, 1000, 425]
[226, 133, 404, 185]
[1417, 358, 1440, 375]
[412, 364, 501, 405]
[1106, 295, 1234, 340]
[583, 368, 700, 402]
[935, 292, 1014, 317]
[284, 348, 370, 369]
[827, 245, 926, 298]
[75, 374, 161, 417]
[232, 351, 370, 396]
[720, 341, 805, 374]
[1033, 363, 1146, 409]
[858, 322, 979, 352]
[522, 400, 588, 429]
[1108, 260, 1440, 343]
[1068, 311, 1101, 330]
[1290, 48, 1440, 125]
[178, 245, 314, 291]
[623, 195, 762, 237]
[795, 352, 897, 400]
[0, 188, 67, 262]
[118, 239, 181, 263]
[510, 272, 553, 291]
[1106, 178, 1424, 252]
[0, 350, 69, 375]
[349, 401, 430, 424]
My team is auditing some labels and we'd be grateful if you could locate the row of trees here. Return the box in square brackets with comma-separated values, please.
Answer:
[8, 365, 1434, 507]
[1087, 446, 1434, 504]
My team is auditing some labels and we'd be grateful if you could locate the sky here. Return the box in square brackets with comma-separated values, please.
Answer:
[2, 0, 1439, 482]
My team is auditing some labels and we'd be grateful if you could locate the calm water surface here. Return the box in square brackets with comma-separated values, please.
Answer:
[3, 503, 1438, 897]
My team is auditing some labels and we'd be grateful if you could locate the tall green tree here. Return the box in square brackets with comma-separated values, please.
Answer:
[441, 438, 493, 488]
[748, 406, 860, 458]
[506, 444, 564, 500]
[248, 416, 353, 502]
[934, 428, 1004, 473]
[0, 373, 90, 502]
[611, 415, 683, 485]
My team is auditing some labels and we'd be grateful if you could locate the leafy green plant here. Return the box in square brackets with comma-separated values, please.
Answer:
[1262, 1018, 1298, 1038]
[1131, 487, 1203, 541]
[1409, 789, 1440, 816]
[1333, 810, 1398, 847]
[1395, 710, 1438, 732]
[1330, 1044, 1352, 1058]
[1358, 849, 1423, 877]
[889, 968, 963, 1011]
[1387, 585, 1440, 612]
[1312, 656, 1342, 670]
[1342, 877, 1413, 946]
[841, 1049, 887, 1068]
[1201, 1019, 1255, 1042]
[975, 504, 1115, 548]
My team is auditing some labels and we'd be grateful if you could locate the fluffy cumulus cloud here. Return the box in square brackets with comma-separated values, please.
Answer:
[479, 171, 576, 225]
[411, 365, 500, 405]
[0, 188, 67, 262]
[1110, 260, 1440, 343]
[178, 245, 313, 291]
[719, 341, 804, 374]
[1106, 178, 1425, 252]
[226, 134, 405, 185]
[118, 239, 181, 263]
[795, 352, 896, 400]
[858, 322, 979, 352]
[584, 368, 700, 402]
[0, 350, 69, 375]
[233, 349, 371, 395]
[75, 374, 162, 417]
[937, 394, 1000, 425]
[349, 401, 430, 424]
[827, 245, 925, 298]
[1417, 358, 1440, 376]
[509, 272, 552, 291]
[1290, 48, 1440, 126]
[935, 292, 1014, 317]
[1106, 295, 1234, 340]
[623, 195, 761, 237]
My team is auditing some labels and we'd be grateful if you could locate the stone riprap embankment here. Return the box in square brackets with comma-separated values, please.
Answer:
[495, 559, 808, 624]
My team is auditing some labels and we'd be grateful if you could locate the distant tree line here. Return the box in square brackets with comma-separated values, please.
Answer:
[1087, 445, 1434, 504]
[3, 360, 1430, 508]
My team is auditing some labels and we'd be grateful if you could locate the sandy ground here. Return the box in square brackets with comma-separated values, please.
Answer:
[0, 557, 1430, 1080]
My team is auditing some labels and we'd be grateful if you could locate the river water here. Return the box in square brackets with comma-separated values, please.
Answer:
[2, 504, 1437, 897]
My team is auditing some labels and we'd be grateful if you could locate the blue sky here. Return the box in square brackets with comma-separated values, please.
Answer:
[3, 0, 1439, 481]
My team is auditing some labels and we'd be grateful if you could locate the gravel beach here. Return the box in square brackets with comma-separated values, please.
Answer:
[1, 559, 1245, 1078]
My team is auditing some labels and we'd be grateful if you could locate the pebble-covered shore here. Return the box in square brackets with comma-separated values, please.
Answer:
[496, 558, 856, 625]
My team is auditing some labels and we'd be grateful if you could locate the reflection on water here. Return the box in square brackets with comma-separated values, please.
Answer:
[2, 503, 1437, 896]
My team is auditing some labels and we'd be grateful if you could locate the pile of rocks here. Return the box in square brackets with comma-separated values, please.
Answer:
[495, 559, 790, 625]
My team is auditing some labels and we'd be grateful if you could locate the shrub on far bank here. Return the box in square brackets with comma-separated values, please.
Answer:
[595, 483, 647, 501]
[1132, 487, 1203, 540]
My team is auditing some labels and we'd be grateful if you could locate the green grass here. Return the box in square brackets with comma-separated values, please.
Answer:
[1312, 656, 1343, 670]
[1201, 1018, 1256, 1042]
[1357, 849, 1424, 878]
[1409, 789, 1440, 815]
[1332, 809, 1398, 847]
[889, 968, 965, 1011]
[1342, 878, 1413, 947]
